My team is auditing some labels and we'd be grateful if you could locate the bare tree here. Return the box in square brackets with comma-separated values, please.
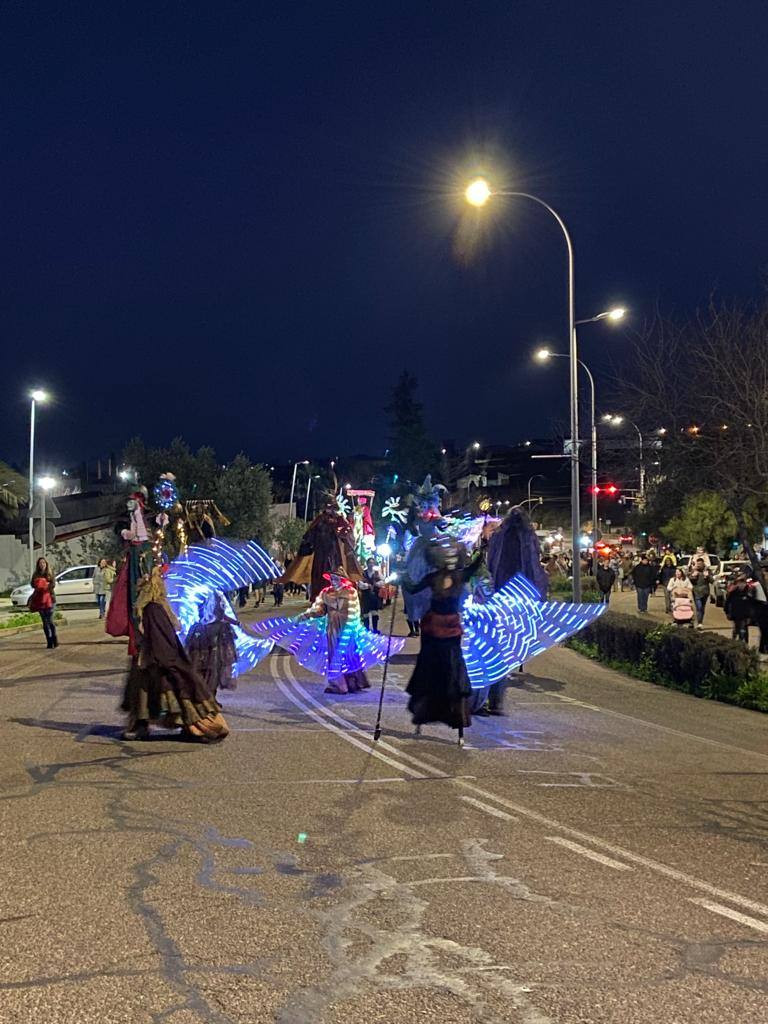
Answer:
[615, 299, 768, 584]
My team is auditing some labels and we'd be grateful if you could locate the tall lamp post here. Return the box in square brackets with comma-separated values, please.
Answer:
[465, 178, 580, 597]
[304, 474, 320, 521]
[27, 389, 49, 575]
[603, 415, 645, 502]
[38, 476, 56, 557]
[534, 307, 625, 547]
[527, 473, 545, 511]
[288, 460, 309, 518]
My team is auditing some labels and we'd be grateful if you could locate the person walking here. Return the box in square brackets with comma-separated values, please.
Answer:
[658, 550, 677, 613]
[272, 580, 285, 607]
[595, 558, 616, 606]
[667, 568, 694, 627]
[725, 572, 753, 643]
[620, 553, 634, 592]
[103, 558, 117, 612]
[29, 557, 58, 648]
[93, 558, 108, 619]
[359, 558, 384, 633]
[631, 554, 656, 613]
[688, 558, 713, 629]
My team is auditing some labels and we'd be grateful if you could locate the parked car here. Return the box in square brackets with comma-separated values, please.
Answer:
[10, 564, 97, 608]
[712, 560, 750, 607]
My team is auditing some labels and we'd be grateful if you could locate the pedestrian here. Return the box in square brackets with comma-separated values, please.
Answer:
[272, 580, 285, 607]
[630, 554, 656, 613]
[620, 553, 634, 591]
[595, 557, 616, 606]
[29, 557, 58, 648]
[93, 558, 108, 619]
[658, 550, 677, 613]
[667, 568, 694, 627]
[688, 558, 713, 629]
[691, 546, 712, 568]
[359, 557, 384, 633]
[103, 558, 117, 611]
[237, 585, 250, 608]
[724, 572, 753, 643]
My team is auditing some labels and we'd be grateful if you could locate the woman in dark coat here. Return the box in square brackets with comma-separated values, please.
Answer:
[122, 566, 229, 742]
[403, 539, 482, 745]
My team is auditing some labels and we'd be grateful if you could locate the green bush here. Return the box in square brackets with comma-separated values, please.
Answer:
[0, 612, 40, 630]
[570, 611, 765, 712]
[548, 575, 602, 603]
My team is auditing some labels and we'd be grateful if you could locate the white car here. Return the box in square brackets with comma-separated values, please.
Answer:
[11, 564, 97, 608]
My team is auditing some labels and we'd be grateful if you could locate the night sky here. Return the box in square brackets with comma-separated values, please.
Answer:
[2, 2, 767, 474]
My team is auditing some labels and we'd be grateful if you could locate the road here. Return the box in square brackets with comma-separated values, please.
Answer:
[1, 600, 767, 1023]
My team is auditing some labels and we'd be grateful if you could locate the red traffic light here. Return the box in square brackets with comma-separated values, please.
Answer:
[606, 484, 618, 495]
[590, 483, 620, 496]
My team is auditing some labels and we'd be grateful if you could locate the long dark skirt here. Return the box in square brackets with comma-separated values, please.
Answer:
[406, 634, 472, 729]
[121, 603, 223, 728]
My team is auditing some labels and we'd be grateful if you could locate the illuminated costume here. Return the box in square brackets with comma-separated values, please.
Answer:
[121, 566, 229, 742]
[487, 507, 549, 599]
[403, 539, 481, 740]
[164, 538, 278, 677]
[186, 591, 239, 693]
[256, 569, 404, 694]
[281, 504, 362, 599]
[106, 490, 154, 654]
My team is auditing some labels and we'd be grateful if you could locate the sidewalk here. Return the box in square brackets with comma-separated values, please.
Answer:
[607, 586, 759, 647]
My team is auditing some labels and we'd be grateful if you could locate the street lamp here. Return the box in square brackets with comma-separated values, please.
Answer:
[288, 460, 310, 518]
[304, 474, 320, 521]
[27, 389, 49, 575]
[38, 476, 55, 557]
[527, 473, 545, 511]
[603, 414, 645, 500]
[534, 303, 626, 546]
[465, 177, 581, 597]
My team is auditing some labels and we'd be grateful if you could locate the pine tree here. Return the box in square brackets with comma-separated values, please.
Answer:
[385, 371, 439, 484]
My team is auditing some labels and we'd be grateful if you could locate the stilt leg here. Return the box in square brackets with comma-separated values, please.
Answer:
[414, 724, 422, 736]
[457, 726, 464, 748]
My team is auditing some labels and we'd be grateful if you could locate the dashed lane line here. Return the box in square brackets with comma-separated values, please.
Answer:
[543, 836, 633, 872]
[278, 660, 768, 923]
[689, 897, 768, 934]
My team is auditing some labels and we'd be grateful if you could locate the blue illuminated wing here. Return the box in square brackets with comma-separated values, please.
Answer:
[165, 539, 281, 675]
[461, 574, 605, 687]
[254, 615, 405, 678]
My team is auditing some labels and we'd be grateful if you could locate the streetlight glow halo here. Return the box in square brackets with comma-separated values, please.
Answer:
[30, 389, 48, 402]
[465, 177, 492, 207]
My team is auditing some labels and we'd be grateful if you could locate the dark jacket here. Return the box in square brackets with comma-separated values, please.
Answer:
[595, 565, 616, 593]
[631, 562, 657, 589]
[725, 584, 753, 621]
[688, 568, 712, 599]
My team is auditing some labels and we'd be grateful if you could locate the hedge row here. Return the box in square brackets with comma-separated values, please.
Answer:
[569, 611, 768, 712]
[547, 575, 603, 603]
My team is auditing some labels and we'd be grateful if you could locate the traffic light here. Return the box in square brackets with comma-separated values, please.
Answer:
[590, 483, 620, 497]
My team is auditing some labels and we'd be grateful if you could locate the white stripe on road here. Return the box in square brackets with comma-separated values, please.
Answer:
[690, 898, 768, 934]
[461, 796, 518, 821]
[544, 836, 633, 871]
[278, 660, 768, 921]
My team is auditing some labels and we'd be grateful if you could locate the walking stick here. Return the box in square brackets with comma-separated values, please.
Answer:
[373, 583, 399, 742]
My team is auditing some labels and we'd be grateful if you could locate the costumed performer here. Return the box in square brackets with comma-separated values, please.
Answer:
[186, 591, 239, 694]
[403, 537, 483, 744]
[281, 500, 362, 599]
[359, 557, 385, 633]
[255, 567, 404, 695]
[121, 565, 229, 742]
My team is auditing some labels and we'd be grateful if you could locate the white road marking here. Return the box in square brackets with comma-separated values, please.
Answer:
[540, 690, 768, 762]
[544, 836, 633, 871]
[461, 796, 518, 821]
[278, 660, 768, 921]
[690, 898, 768, 934]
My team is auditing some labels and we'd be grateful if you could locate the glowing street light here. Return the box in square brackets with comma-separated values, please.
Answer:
[465, 177, 492, 207]
[38, 476, 55, 490]
[464, 176, 581, 596]
[27, 388, 50, 575]
[471, 441, 481, 450]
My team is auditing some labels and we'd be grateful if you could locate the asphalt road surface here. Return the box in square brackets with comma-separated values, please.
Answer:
[1, 602, 767, 1023]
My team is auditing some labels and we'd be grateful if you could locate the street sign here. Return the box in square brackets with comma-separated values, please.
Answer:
[33, 520, 56, 545]
[30, 496, 61, 519]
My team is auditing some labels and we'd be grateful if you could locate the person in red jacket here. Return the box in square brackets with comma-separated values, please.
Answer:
[29, 557, 58, 648]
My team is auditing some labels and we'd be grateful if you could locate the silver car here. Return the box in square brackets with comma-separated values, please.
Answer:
[11, 564, 97, 608]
